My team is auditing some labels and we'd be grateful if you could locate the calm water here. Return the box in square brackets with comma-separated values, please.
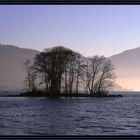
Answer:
[0, 92, 140, 135]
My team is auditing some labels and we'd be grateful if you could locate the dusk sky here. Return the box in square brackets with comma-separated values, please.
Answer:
[0, 5, 140, 56]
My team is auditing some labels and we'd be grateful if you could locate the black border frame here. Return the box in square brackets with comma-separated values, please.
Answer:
[0, 1, 140, 4]
[1, 135, 140, 139]
[0, 1, 140, 139]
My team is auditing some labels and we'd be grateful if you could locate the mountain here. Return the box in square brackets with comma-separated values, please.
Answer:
[110, 82, 126, 91]
[0, 44, 39, 90]
[110, 47, 140, 91]
[0, 43, 124, 92]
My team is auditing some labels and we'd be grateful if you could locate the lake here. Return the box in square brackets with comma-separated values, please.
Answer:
[0, 92, 140, 135]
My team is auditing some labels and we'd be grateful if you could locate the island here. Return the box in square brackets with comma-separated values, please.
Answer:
[21, 46, 123, 98]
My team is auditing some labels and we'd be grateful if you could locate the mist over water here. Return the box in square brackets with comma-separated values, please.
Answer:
[0, 92, 140, 135]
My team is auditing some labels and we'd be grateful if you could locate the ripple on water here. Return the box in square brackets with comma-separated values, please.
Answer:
[0, 94, 139, 135]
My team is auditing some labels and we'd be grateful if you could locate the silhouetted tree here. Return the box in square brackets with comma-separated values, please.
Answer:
[95, 59, 115, 94]
[84, 56, 115, 94]
[24, 46, 116, 97]
[46, 46, 72, 95]
[33, 52, 50, 92]
[74, 53, 86, 93]
[61, 51, 85, 94]
[34, 46, 74, 95]
[24, 59, 37, 92]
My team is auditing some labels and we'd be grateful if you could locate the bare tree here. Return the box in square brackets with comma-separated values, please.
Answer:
[29, 46, 115, 96]
[24, 59, 37, 92]
[34, 46, 74, 95]
[33, 52, 50, 92]
[74, 53, 86, 93]
[95, 59, 115, 94]
[62, 51, 84, 94]
[84, 56, 115, 94]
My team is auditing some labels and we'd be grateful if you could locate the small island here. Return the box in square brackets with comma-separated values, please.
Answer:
[21, 46, 123, 98]
[20, 91, 123, 97]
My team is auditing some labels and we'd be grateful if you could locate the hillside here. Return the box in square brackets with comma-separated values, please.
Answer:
[110, 47, 140, 91]
[0, 44, 38, 90]
[0, 44, 124, 92]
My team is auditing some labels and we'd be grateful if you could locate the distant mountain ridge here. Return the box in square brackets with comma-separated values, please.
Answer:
[0, 44, 39, 90]
[110, 47, 140, 91]
[0, 44, 126, 91]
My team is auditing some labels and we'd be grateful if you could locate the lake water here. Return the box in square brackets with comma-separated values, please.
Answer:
[0, 92, 140, 135]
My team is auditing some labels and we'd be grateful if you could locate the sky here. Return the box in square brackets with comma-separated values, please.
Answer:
[1, 5, 140, 91]
[0, 5, 140, 57]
